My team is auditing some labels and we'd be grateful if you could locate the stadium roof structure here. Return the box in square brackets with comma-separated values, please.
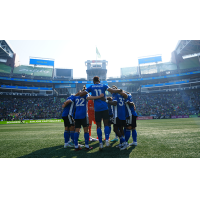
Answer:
[0, 40, 14, 58]
[175, 40, 200, 56]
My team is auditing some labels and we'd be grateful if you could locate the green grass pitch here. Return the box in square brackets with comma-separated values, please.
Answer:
[0, 118, 200, 158]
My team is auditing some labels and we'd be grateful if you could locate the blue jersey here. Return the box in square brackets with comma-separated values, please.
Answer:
[62, 95, 76, 117]
[86, 83, 109, 112]
[125, 94, 137, 117]
[74, 94, 88, 119]
[112, 93, 126, 120]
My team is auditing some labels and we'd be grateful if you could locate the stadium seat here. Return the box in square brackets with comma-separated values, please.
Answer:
[0, 63, 11, 74]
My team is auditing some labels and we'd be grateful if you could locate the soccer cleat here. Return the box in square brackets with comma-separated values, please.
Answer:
[74, 147, 82, 151]
[92, 138, 98, 141]
[78, 144, 84, 148]
[68, 141, 74, 146]
[78, 139, 82, 142]
[111, 138, 118, 142]
[120, 142, 129, 151]
[129, 142, 137, 146]
[85, 146, 93, 150]
[105, 140, 111, 147]
[116, 143, 122, 148]
[89, 137, 98, 142]
[64, 143, 74, 148]
[99, 143, 103, 151]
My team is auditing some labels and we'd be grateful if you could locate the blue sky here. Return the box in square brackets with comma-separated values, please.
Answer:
[8, 39, 178, 79]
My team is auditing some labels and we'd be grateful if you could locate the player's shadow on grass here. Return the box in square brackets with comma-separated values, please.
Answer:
[19, 141, 136, 158]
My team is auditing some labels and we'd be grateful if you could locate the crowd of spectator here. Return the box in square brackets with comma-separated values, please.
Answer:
[0, 89, 200, 121]
[0, 97, 65, 121]
[132, 90, 200, 117]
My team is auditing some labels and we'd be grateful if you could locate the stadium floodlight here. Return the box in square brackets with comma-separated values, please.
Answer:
[182, 52, 200, 59]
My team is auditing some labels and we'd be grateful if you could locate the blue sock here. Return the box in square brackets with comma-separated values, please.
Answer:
[64, 131, 70, 143]
[97, 128, 102, 143]
[109, 126, 111, 135]
[120, 136, 125, 144]
[74, 132, 79, 147]
[132, 129, 137, 142]
[70, 131, 74, 143]
[125, 129, 131, 142]
[104, 126, 110, 140]
[84, 132, 89, 146]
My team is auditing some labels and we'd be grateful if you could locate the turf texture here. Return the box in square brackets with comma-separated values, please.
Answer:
[0, 118, 200, 158]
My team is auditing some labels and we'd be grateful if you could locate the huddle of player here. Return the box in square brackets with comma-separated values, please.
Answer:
[62, 76, 138, 151]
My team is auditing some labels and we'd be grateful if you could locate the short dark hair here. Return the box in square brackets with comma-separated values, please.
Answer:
[93, 76, 100, 83]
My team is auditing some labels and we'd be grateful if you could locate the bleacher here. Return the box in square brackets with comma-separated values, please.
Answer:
[140, 62, 178, 77]
[0, 63, 11, 76]
[13, 65, 53, 78]
[179, 57, 200, 72]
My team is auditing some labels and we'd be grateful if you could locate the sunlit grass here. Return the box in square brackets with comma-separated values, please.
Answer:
[0, 118, 200, 158]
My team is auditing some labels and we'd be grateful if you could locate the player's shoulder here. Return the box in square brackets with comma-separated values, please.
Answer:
[67, 95, 75, 101]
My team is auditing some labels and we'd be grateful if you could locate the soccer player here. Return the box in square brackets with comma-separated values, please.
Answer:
[79, 76, 123, 151]
[73, 87, 93, 151]
[88, 99, 98, 141]
[62, 94, 76, 148]
[124, 92, 138, 146]
[105, 89, 129, 150]
[107, 97, 113, 141]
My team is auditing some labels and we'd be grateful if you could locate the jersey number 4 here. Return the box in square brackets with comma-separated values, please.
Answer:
[76, 98, 85, 106]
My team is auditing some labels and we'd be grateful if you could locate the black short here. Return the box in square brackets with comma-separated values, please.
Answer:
[95, 110, 109, 122]
[109, 114, 114, 124]
[126, 115, 137, 128]
[75, 117, 89, 128]
[113, 117, 126, 127]
[62, 115, 75, 128]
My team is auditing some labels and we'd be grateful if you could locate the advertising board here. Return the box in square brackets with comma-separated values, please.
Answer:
[138, 55, 162, 65]
[0, 119, 63, 124]
[137, 116, 153, 120]
[55, 84, 76, 88]
[171, 115, 189, 119]
[30, 58, 54, 66]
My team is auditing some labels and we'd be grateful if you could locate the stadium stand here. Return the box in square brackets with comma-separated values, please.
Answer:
[179, 57, 200, 72]
[0, 97, 64, 121]
[1, 40, 200, 121]
[132, 90, 200, 117]
[140, 62, 178, 77]
[0, 89, 199, 121]
[13, 65, 53, 78]
[120, 66, 139, 79]
[0, 63, 11, 76]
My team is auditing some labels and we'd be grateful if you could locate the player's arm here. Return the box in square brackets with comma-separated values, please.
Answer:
[126, 101, 136, 110]
[87, 93, 104, 100]
[107, 88, 122, 94]
[119, 91, 128, 99]
[100, 96, 117, 106]
[79, 90, 88, 97]
[62, 99, 72, 108]
[75, 91, 80, 96]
